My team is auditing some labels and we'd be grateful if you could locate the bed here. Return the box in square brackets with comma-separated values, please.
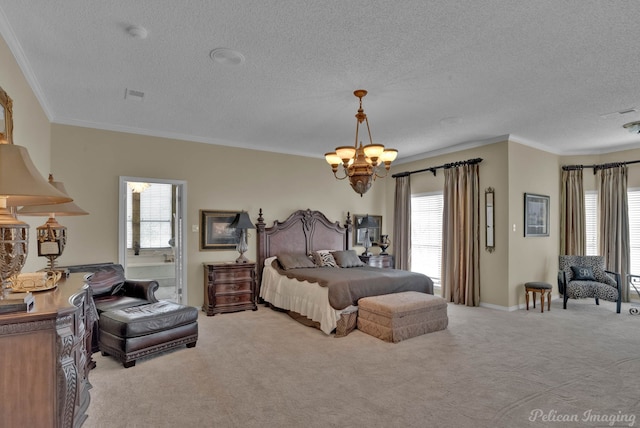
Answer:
[255, 208, 434, 335]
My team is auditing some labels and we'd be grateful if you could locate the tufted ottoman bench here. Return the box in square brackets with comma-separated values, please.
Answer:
[357, 291, 448, 343]
[98, 301, 198, 368]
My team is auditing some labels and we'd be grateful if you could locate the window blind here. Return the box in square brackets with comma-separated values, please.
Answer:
[411, 192, 443, 286]
[127, 183, 173, 249]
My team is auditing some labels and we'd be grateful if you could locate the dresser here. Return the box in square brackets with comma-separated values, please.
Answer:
[359, 254, 394, 269]
[203, 262, 257, 316]
[0, 273, 96, 428]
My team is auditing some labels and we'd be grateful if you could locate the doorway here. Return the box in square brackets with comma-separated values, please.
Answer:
[118, 177, 187, 304]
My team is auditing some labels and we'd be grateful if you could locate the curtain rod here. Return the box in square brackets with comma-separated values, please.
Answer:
[392, 157, 483, 178]
[561, 159, 640, 174]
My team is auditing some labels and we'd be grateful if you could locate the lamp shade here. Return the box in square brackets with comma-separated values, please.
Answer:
[0, 144, 72, 206]
[358, 215, 377, 228]
[229, 211, 255, 230]
[17, 175, 88, 216]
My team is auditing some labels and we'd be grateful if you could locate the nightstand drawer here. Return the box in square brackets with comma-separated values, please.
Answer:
[211, 269, 253, 282]
[215, 293, 253, 306]
[215, 281, 253, 294]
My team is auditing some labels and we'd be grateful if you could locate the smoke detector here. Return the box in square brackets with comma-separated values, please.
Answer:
[210, 48, 245, 66]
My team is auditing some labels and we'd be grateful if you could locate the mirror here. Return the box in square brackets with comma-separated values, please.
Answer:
[485, 187, 495, 252]
[0, 85, 13, 144]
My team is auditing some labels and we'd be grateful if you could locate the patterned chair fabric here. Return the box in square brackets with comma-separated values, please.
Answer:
[558, 255, 622, 313]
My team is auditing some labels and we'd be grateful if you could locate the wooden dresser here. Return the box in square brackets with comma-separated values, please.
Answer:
[359, 254, 394, 269]
[203, 262, 257, 316]
[0, 273, 97, 428]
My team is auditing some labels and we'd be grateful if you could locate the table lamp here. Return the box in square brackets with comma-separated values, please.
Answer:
[229, 211, 254, 263]
[18, 174, 89, 273]
[358, 215, 377, 256]
[0, 143, 72, 299]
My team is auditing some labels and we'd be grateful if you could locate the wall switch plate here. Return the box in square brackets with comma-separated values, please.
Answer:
[192, 225, 199, 232]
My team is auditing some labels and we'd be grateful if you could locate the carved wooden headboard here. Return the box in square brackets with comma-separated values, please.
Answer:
[255, 208, 352, 297]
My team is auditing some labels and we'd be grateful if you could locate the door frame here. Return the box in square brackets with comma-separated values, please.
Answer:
[118, 176, 188, 303]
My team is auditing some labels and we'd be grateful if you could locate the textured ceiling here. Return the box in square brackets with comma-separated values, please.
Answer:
[1, 1, 640, 162]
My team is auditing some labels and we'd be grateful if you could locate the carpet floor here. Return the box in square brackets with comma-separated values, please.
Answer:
[84, 298, 640, 428]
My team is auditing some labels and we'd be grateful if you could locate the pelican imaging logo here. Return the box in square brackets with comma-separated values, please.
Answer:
[529, 409, 636, 426]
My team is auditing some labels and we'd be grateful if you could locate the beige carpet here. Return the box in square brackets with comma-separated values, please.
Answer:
[84, 298, 640, 428]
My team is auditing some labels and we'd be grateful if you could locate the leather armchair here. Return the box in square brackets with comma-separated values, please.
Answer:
[61, 263, 160, 352]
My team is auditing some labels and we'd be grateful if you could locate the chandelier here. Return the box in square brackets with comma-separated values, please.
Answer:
[325, 90, 398, 196]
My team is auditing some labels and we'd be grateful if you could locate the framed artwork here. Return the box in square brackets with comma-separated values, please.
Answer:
[353, 214, 382, 246]
[200, 210, 239, 250]
[524, 193, 549, 237]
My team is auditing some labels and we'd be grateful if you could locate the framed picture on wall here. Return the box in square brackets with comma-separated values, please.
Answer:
[524, 193, 549, 237]
[200, 210, 239, 250]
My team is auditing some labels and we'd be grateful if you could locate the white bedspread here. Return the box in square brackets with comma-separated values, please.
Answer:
[260, 258, 354, 334]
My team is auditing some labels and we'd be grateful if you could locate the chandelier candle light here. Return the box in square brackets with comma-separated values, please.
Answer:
[325, 90, 398, 196]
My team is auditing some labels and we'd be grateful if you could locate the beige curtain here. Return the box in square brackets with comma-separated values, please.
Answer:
[392, 175, 411, 270]
[560, 168, 585, 255]
[442, 163, 480, 306]
[597, 165, 630, 301]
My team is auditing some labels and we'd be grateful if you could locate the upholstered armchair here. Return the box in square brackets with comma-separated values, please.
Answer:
[558, 255, 622, 313]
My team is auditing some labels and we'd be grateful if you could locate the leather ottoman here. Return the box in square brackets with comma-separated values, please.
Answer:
[357, 291, 448, 343]
[98, 301, 198, 367]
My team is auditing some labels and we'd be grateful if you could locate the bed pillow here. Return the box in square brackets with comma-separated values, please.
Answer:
[331, 250, 366, 268]
[571, 266, 596, 281]
[312, 251, 337, 267]
[277, 253, 316, 270]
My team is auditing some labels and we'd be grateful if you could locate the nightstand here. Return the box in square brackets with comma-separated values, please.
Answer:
[203, 262, 257, 316]
[359, 254, 394, 269]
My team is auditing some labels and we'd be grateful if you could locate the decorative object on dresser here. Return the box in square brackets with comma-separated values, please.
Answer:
[203, 262, 257, 315]
[200, 209, 240, 250]
[0, 86, 72, 300]
[0, 273, 97, 428]
[17, 174, 89, 275]
[324, 89, 398, 196]
[378, 234, 390, 255]
[229, 210, 255, 263]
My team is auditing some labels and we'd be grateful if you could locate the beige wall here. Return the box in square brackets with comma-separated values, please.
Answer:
[1, 33, 53, 272]
[50, 124, 388, 306]
[507, 142, 560, 308]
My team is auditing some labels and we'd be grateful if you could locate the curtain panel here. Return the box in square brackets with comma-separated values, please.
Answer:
[393, 176, 411, 271]
[597, 166, 630, 301]
[560, 169, 585, 255]
[442, 163, 480, 306]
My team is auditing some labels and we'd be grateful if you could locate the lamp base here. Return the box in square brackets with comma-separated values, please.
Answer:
[235, 253, 250, 263]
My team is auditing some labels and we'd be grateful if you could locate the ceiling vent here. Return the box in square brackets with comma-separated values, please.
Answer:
[124, 88, 144, 101]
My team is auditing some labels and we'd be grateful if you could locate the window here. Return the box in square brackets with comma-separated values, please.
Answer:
[411, 192, 443, 288]
[585, 191, 598, 256]
[127, 183, 174, 249]
[629, 189, 640, 277]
